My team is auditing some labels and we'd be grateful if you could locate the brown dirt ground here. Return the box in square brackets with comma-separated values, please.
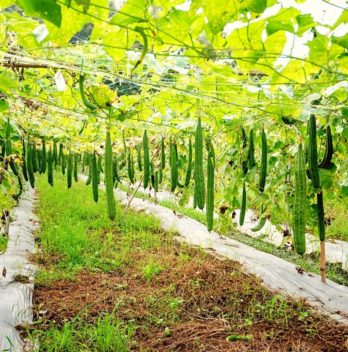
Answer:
[30, 237, 348, 352]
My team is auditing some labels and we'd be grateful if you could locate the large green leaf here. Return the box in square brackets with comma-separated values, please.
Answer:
[16, 0, 62, 27]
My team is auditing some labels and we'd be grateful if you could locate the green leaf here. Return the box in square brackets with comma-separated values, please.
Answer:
[266, 20, 293, 35]
[249, 0, 267, 13]
[296, 14, 315, 35]
[0, 98, 9, 112]
[332, 34, 348, 50]
[16, 0, 62, 27]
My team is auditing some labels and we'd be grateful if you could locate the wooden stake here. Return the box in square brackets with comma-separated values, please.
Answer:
[320, 240, 326, 283]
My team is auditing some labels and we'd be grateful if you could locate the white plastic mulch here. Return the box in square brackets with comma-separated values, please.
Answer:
[113, 184, 348, 325]
[0, 187, 38, 352]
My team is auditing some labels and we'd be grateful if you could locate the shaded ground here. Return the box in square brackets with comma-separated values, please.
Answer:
[25, 174, 348, 351]
[31, 239, 348, 352]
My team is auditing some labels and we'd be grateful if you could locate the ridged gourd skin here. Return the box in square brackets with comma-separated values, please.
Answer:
[154, 170, 159, 192]
[53, 141, 58, 167]
[248, 129, 256, 169]
[27, 142, 35, 188]
[308, 115, 320, 189]
[32, 143, 39, 173]
[318, 126, 334, 169]
[137, 144, 142, 171]
[74, 154, 78, 182]
[67, 152, 73, 189]
[184, 138, 192, 187]
[59, 143, 63, 165]
[239, 182, 247, 226]
[258, 129, 267, 193]
[41, 139, 47, 174]
[91, 152, 99, 203]
[194, 116, 205, 210]
[128, 150, 135, 184]
[307, 115, 325, 242]
[292, 143, 306, 255]
[143, 130, 150, 189]
[105, 130, 116, 220]
[113, 156, 121, 185]
[48, 147, 54, 187]
[241, 127, 248, 175]
[86, 154, 92, 185]
[161, 137, 166, 169]
[206, 140, 215, 231]
[61, 152, 66, 175]
[21, 138, 28, 181]
[170, 142, 178, 192]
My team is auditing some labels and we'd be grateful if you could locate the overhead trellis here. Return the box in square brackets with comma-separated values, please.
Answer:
[0, 0, 347, 143]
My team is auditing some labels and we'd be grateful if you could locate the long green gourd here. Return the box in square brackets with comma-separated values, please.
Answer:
[248, 129, 256, 169]
[308, 114, 326, 282]
[48, 147, 53, 187]
[184, 138, 192, 187]
[194, 116, 205, 210]
[259, 129, 267, 193]
[137, 144, 142, 171]
[143, 130, 150, 189]
[161, 137, 165, 169]
[53, 141, 58, 167]
[73, 153, 78, 182]
[92, 151, 98, 202]
[206, 140, 215, 231]
[239, 182, 246, 226]
[86, 154, 92, 185]
[241, 126, 248, 175]
[62, 154, 66, 175]
[27, 142, 35, 188]
[67, 152, 73, 189]
[170, 142, 178, 192]
[318, 126, 333, 169]
[128, 149, 135, 184]
[59, 143, 63, 165]
[104, 130, 116, 220]
[32, 143, 39, 173]
[79, 74, 97, 110]
[21, 138, 28, 182]
[292, 143, 306, 255]
[41, 139, 46, 174]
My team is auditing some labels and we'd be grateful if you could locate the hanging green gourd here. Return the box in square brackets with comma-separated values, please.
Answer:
[53, 141, 58, 167]
[48, 147, 54, 187]
[170, 142, 178, 192]
[143, 130, 150, 189]
[21, 138, 28, 182]
[104, 130, 116, 220]
[67, 152, 73, 189]
[194, 116, 205, 210]
[137, 143, 142, 171]
[239, 182, 246, 226]
[92, 151, 98, 202]
[292, 143, 306, 255]
[41, 138, 46, 174]
[307, 114, 326, 282]
[27, 142, 35, 188]
[185, 138, 192, 187]
[259, 129, 267, 193]
[248, 129, 256, 169]
[206, 139, 215, 231]
[128, 149, 135, 184]
[74, 153, 78, 182]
